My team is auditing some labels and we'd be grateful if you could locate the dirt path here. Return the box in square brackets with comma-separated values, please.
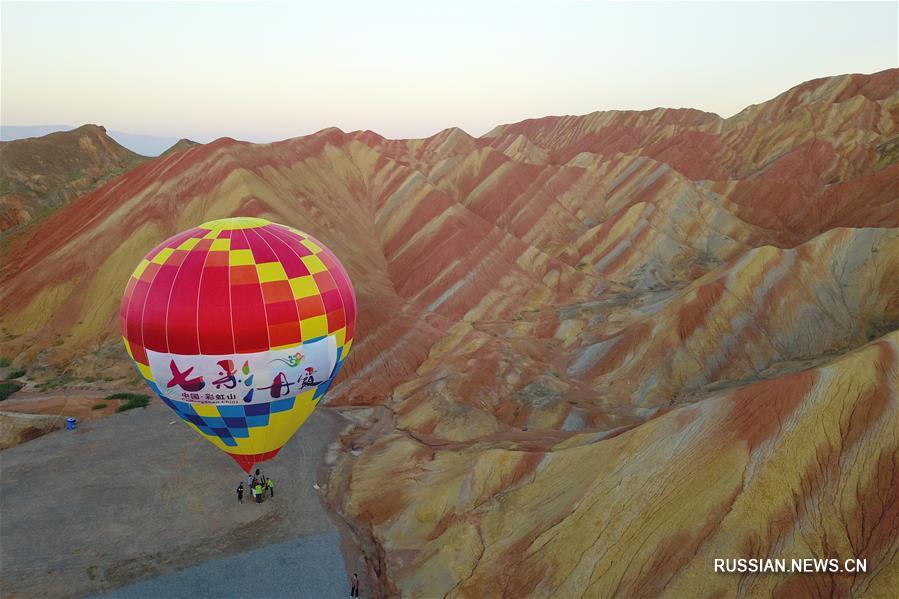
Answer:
[0, 400, 349, 598]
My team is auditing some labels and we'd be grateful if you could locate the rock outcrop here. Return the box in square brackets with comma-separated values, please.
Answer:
[0, 124, 149, 231]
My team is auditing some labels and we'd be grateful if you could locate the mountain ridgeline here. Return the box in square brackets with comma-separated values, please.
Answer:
[1, 69, 898, 596]
[0, 125, 151, 231]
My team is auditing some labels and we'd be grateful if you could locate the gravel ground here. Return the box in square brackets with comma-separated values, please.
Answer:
[0, 400, 348, 598]
[104, 531, 351, 599]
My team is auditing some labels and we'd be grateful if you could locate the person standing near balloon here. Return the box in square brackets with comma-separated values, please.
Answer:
[236, 482, 244, 504]
[119, 217, 356, 474]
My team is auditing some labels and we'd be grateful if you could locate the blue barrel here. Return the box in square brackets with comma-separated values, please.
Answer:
[66, 418, 77, 430]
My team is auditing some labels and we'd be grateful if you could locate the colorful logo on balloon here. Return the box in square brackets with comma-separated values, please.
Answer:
[271, 352, 304, 368]
[149, 337, 336, 406]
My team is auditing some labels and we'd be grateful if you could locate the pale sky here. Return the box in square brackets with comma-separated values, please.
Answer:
[1, 1, 896, 142]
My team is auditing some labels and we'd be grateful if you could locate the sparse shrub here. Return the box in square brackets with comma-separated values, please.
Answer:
[91, 402, 108, 410]
[108, 392, 150, 412]
[36, 373, 74, 390]
[106, 392, 145, 401]
[5, 367, 26, 380]
[6, 368, 26, 380]
[0, 381, 23, 401]
[116, 398, 149, 412]
[0, 357, 10, 367]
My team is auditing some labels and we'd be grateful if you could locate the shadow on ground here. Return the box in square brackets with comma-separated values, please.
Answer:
[104, 531, 347, 599]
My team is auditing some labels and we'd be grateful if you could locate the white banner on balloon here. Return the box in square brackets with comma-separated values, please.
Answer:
[146, 337, 338, 405]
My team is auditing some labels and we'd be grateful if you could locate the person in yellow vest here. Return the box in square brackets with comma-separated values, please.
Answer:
[267, 477, 274, 498]
[254, 481, 264, 503]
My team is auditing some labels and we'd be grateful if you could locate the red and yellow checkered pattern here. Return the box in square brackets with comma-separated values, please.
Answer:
[121, 217, 355, 368]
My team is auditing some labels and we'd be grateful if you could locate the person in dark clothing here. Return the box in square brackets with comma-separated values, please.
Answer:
[350, 572, 359, 598]
[236, 482, 244, 504]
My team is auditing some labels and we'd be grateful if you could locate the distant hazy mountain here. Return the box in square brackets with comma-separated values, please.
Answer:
[1, 124, 180, 156]
[104, 130, 182, 157]
[0, 124, 74, 140]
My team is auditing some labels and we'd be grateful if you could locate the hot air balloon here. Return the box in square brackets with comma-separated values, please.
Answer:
[119, 217, 356, 472]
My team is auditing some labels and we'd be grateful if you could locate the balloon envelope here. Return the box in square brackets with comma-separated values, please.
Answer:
[120, 217, 356, 471]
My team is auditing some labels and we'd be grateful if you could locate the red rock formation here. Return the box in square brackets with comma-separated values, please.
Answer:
[0, 68, 897, 597]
